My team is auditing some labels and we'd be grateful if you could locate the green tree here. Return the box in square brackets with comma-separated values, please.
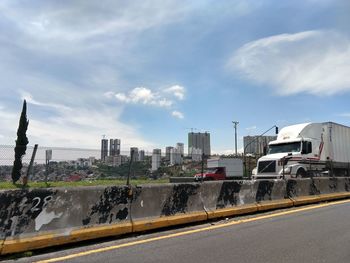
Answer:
[11, 100, 29, 183]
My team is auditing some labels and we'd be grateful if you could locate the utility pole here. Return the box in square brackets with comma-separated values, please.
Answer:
[232, 121, 239, 156]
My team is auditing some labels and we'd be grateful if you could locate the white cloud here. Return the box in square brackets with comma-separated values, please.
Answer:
[114, 87, 173, 107]
[0, 108, 18, 143]
[171, 111, 184, 119]
[103, 91, 116, 99]
[0, 95, 154, 149]
[115, 93, 131, 103]
[129, 87, 155, 104]
[164, 85, 185, 100]
[158, 99, 173, 107]
[21, 91, 71, 111]
[229, 30, 350, 96]
[0, 1, 192, 54]
[27, 108, 153, 149]
[110, 84, 186, 108]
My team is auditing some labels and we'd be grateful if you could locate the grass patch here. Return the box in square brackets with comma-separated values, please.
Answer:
[0, 178, 170, 189]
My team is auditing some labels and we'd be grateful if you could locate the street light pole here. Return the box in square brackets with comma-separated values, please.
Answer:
[232, 121, 239, 156]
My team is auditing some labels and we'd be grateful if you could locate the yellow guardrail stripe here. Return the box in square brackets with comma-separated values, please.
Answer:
[1, 223, 132, 255]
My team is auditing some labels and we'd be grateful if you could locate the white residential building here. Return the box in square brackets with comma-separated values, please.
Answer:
[152, 149, 161, 171]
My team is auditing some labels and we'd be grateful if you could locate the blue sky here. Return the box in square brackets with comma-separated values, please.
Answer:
[1, 0, 350, 153]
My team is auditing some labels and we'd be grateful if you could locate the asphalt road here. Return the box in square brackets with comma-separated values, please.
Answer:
[6, 200, 350, 263]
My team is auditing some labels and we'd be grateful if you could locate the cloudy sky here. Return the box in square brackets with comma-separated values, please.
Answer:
[1, 0, 350, 153]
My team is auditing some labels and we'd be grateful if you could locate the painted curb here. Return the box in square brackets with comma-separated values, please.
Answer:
[132, 212, 208, 232]
[290, 196, 322, 206]
[257, 199, 294, 211]
[0, 239, 4, 255]
[207, 204, 258, 219]
[1, 223, 132, 255]
[317, 192, 350, 202]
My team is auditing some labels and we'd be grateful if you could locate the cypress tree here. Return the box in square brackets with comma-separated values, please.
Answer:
[11, 100, 29, 183]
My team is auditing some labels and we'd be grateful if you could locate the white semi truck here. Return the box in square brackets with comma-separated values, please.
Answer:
[252, 122, 350, 179]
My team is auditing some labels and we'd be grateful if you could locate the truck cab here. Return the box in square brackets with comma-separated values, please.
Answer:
[253, 123, 323, 179]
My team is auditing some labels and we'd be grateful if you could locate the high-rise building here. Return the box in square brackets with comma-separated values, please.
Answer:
[244, 136, 277, 155]
[88, 157, 95, 166]
[152, 149, 161, 171]
[170, 147, 183, 165]
[101, 139, 108, 162]
[176, 143, 184, 157]
[139, 150, 145, 162]
[109, 139, 121, 156]
[190, 148, 202, 162]
[165, 146, 174, 161]
[188, 132, 211, 157]
[130, 147, 139, 162]
[106, 155, 128, 167]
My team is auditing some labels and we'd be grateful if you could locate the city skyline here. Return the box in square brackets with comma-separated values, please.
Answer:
[1, 1, 350, 153]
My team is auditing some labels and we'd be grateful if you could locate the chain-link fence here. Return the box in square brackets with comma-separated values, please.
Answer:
[1, 145, 237, 183]
[1, 145, 101, 182]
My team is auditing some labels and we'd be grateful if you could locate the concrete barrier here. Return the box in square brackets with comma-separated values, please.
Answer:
[286, 178, 350, 205]
[312, 177, 350, 202]
[131, 183, 207, 232]
[169, 177, 196, 183]
[254, 179, 293, 211]
[1, 177, 350, 255]
[202, 180, 258, 219]
[0, 186, 132, 255]
[255, 179, 287, 201]
[286, 178, 322, 205]
[286, 178, 313, 197]
[313, 177, 341, 194]
[346, 177, 350, 192]
[203, 180, 293, 219]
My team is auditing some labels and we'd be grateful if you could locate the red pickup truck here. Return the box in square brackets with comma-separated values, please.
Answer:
[194, 167, 226, 181]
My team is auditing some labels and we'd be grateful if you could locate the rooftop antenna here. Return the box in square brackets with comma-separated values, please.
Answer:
[185, 128, 198, 133]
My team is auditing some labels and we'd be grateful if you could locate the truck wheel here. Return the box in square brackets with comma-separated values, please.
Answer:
[296, 169, 306, 178]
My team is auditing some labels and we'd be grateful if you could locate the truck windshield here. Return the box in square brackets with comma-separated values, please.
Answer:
[268, 142, 301, 154]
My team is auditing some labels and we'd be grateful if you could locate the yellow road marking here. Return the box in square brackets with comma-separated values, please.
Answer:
[36, 199, 350, 263]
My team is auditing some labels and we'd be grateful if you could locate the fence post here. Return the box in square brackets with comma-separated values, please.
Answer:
[23, 144, 38, 186]
[127, 149, 134, 186]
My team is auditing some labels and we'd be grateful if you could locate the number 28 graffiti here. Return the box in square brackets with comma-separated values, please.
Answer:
[30, 195, 53, 212]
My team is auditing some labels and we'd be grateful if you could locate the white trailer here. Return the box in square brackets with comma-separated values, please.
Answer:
[253, 122, 350, 179]
[207, 158, 243, 178]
